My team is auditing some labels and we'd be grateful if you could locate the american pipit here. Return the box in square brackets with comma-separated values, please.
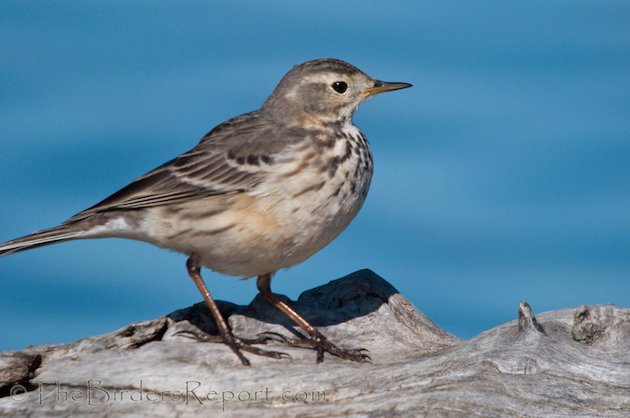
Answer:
[0, 58, 411, 365]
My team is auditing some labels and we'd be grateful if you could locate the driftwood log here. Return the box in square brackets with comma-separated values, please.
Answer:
[0, 270, 628, 417]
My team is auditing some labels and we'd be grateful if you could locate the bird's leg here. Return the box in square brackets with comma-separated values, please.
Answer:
[184, 255, 290, 365]
[256, 273, 370, 363]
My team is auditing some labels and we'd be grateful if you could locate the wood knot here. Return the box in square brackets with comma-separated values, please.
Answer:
[517, 301, 545, 334]
[571, 305, 604, 345]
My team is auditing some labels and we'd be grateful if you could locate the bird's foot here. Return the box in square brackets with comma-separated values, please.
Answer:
[255, 331, 371, 363]
[174, 330, 291, 365]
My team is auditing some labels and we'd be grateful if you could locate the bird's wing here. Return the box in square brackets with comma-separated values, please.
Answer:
[68, 112, 296, 221]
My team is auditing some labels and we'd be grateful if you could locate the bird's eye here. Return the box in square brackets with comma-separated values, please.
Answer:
[331, 81, 348, 94]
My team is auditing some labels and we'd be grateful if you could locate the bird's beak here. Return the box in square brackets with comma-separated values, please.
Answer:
[364, 80, 413, 96]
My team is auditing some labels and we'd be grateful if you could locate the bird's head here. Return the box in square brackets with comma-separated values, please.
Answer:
[262, 58, 412, 126]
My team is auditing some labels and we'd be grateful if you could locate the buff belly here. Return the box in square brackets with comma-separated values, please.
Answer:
[142, 174, 368, 278]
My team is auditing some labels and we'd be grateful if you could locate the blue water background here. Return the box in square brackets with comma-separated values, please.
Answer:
[1, 1, 628, 349]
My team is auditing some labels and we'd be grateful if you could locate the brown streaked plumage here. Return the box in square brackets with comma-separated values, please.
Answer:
[0, 58, 412, 365]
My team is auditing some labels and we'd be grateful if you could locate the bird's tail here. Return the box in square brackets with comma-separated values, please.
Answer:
[0, 223, 86, 257]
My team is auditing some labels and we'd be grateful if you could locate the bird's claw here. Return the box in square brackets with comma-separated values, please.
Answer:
[251, 330, 371, 363]
[253, 331, 290, 344]
[172, 328, 291, 363]
[172, 329, 221, 342]
[312, 334, 371, 363]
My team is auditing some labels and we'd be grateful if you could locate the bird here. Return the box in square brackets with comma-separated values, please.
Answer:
[0, 58, 411, 365]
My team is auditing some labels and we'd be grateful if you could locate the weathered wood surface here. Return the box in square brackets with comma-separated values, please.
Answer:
[0, 270, 628, 417]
